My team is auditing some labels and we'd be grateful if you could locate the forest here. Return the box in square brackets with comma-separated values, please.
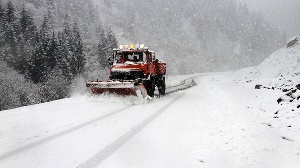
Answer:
[0, 0, 117, 110]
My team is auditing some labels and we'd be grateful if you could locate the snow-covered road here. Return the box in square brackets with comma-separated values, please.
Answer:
[1, 73, 299, 168]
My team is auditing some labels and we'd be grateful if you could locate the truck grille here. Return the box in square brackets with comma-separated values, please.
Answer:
[111, 71, 144, 80]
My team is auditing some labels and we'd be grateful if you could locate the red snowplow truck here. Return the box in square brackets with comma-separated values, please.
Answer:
[86, 44, 166, 98]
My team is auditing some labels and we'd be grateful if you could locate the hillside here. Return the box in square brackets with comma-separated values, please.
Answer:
[231, 34, 300, 143]
[93, 0, 285, 74]
[234, 34, 300, 89]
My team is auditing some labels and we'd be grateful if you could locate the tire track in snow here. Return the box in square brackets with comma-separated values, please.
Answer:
[165, 76, 197, 94]
[153, 75, 197, 97]
[77, 93, 185, 168]
[0, 105, 133, 161]
[163, 73, 216, 96]
[0, 74, 198, 162]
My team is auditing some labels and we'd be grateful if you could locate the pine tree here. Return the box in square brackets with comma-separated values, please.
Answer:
[0, 1, 5, 58]
[70, 21, 85, 77]
[0, 2, 4, 29]
[46, 32, 58, 69]
[97, 26, 107, 68]
[3, 1, 19, 67]
[17, 4, 37, 74]
[19, 4, 36, 43]
[28, 15, 51, 83]
[0, 2, 4, 20]
[56, 31, 72, 81]
[97, 28, 118, 68]
[57, 14, 74, 80]
[106, 28, 118, 52]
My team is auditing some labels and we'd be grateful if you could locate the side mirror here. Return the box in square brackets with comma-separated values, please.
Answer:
[108, 57, 113, 65]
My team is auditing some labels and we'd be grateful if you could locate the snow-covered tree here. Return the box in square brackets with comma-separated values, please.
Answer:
[17, 4, 37, 74]
[70, 21, 85, 77]
[0, 61, 42, 111]
[0, 2, 5, 58]
[40, 66, 70, 102]
[97, 27, 117, 69]
[2, 1, 19, 67]
[0, 0, 118, 109]
[97, 26, 107, 68]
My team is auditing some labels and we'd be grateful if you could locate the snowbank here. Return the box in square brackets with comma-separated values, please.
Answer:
[234, 33, 300, 90]
[227, 34, 300, 153]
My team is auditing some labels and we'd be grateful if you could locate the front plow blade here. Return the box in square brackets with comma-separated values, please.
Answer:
[86, 81, 148, 98]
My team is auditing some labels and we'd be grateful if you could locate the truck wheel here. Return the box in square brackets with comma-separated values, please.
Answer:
[143, 80, 155, 97]
[157, 79, 166, 96]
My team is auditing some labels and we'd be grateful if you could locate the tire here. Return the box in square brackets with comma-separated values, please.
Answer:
[158, 83, 165, 96]
[143, 80, 155, 97]
[157, 77, 166, 96]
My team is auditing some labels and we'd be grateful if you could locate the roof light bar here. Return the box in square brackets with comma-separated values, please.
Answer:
[135, 44, 139, 49]
[119, 44, 146, 50]
[129, 44, 135, 49]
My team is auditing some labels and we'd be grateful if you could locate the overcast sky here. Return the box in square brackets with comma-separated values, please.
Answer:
[238, 0, 300, 39]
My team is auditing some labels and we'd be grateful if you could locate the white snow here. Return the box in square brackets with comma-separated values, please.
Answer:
[1, 37, 300, 167]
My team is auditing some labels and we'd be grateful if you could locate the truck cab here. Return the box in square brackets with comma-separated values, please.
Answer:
[106, 44, 166, 97]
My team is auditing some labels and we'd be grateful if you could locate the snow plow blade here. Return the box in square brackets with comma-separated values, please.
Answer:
[86, 81, 148, 98]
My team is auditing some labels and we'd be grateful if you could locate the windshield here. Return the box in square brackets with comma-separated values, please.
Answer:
[116, 51, 146, 63]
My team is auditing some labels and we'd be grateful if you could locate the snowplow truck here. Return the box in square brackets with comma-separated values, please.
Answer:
[86, 44, 166, 98]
